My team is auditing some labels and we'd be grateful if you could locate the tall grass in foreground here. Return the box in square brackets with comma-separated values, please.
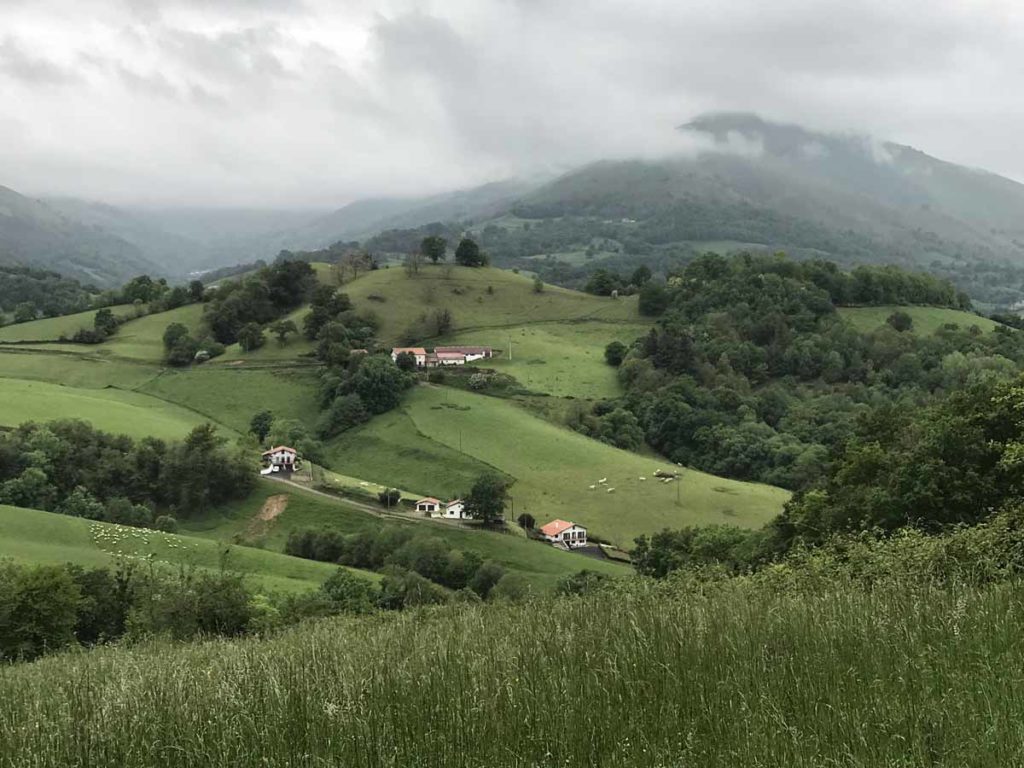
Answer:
[2, 580, 1024, 767]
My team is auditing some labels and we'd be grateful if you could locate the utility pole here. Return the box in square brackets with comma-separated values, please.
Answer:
[508, 336, 512, 361]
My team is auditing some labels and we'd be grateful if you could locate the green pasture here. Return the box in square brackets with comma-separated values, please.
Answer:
[0, 379, 213, 440]
[0, 504, 368, 593]
[0, 304, 139, 342]
[838, 305, 1001, 335]
[445, 321, 650, 398]
[329, 385, 788, 546]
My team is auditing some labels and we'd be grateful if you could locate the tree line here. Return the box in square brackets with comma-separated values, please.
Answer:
[0, 420, 254, 531]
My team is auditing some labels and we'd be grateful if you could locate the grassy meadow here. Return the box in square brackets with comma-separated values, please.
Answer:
[444, 321, 649, 398]
[329, 386, 788, 546]
[839, 304, 1001, 335]
[2, 580, 1020, 767]
[0, 304, 139, 342]
[0, 378, 213, 440]
[0, 504, 369, 594]
[344, 265, 640, 345]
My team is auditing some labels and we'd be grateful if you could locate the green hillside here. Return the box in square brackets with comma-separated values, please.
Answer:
[0, 304, 139, 342]
[839, 305, 1001, 335]
[344, 265, 639, 345]
[0, 504, 369, 593]
[0, 379, 214, 439]
[184, 482, 629, 591]
[444, 321, 648, 398]
[328, 386, 788, 546]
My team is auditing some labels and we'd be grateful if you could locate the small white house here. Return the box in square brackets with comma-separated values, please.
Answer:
[261, 446, 298, 475]
[391, 347, 427, 367]
[442, 499, 467, 519]
[539, 519, 588, 549]
[415, 497, 442, 515]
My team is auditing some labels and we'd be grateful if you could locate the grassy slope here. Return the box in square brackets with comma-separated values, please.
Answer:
[344, 265, 640, 345]
[0, 504, 374, 593]
[3, 583, 1015, 767]
[139, 367, 321, 433]
[329, 386, 788, 546]
[0, 304, 138, 342]
[839, 305, 1000, 335]
[98, 303, 206, 361]
[0, 379, 215, 440]
[445, 321, 649, 399]
[182, 481, 628, 591]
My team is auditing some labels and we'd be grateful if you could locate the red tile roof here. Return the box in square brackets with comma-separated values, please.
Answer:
[261, 446, 297, 456]
[393, 347, 426, 355]
[416, 497, 441, 505]
[540, 519, 577, 537]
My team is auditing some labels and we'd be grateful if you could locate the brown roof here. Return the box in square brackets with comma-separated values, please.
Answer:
[261, 446, 297, 456]
[435, 346, 492, 354]
[436, 351, 467, 359]
[416, 497, 441, 505]
[540, 519, 578, 537]
[393, 347, 426, 355]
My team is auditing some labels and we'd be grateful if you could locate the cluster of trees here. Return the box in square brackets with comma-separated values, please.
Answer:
[0, 558, 454, 663]
[588, 253, 1024, 490]
[584, 265, 653, 296]
[0, 266, 95, 322]
[316, 355, 415, 438]
[285, 527, 518, 599]
[162, 322, 225, 366]
[0, 421, 254, 527]
[203, 260, 317, 345]
[66, 307, 124, 343]
[303, 284, 378, 365]
[249, 412, 327, 467]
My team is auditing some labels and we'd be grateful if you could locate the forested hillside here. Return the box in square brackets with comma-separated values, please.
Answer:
[596, 254, 1021, 492]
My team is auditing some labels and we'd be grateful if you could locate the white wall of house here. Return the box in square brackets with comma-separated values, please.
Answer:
[265, 449, 296, 466]
[416, 501, 440, 514]
[443, 501, 466, 519]
[543, 525, 588, 548]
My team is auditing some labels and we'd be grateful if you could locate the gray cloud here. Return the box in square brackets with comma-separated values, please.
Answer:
[0, 0, 1023, 206]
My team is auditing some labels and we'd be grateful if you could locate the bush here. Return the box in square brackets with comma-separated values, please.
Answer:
[604, 341, 627, 366]
[154, 515, 178, 533]
[378, 488, 401, 507]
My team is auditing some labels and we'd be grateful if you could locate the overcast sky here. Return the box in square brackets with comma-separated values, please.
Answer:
[2, 0, 1023, 208]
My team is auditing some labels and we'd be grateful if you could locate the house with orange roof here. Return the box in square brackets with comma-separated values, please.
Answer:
[539, 519, 588, 549]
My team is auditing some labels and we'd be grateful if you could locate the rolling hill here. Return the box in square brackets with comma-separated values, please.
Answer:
[327, 386, 790, 547]
[0, 503, 372, 593]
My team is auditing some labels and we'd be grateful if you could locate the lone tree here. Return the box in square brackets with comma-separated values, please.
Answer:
[269, 319, 298, 344]
[454, 237, 487, 267]
[237, 323, 266, 352]
[887, 310, 914, 333]
[604, 340, 627, 366]
[249, 410, 274, 442]
[420, 235, 447, 264]
[464, 472, 511, 525]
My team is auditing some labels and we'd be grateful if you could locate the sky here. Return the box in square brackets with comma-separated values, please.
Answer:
[2, 0, 1023, 208]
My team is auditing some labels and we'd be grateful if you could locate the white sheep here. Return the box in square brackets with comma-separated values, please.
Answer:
[598, 477, 607, 484]
[639, 476, 646, 481]
[607, 487, 615, 493]
[588, 484, 596, 490]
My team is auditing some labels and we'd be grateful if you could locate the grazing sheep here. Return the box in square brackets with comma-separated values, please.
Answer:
[639, 476, 646, 481]
[598, 477, 607, 484]
[589, 484, 596, 490]
[607, 487, 615, 493]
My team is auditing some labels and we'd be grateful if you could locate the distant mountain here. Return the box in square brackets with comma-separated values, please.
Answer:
[0, 186, 162, 286]
[281, 179, 537, 251]
[484, 114, 1024, 305]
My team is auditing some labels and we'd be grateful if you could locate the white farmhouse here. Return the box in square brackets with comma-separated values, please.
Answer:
[261, 446, 298, 475]
[415, 497, 442, 515]
[539, 519, 588, 549]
